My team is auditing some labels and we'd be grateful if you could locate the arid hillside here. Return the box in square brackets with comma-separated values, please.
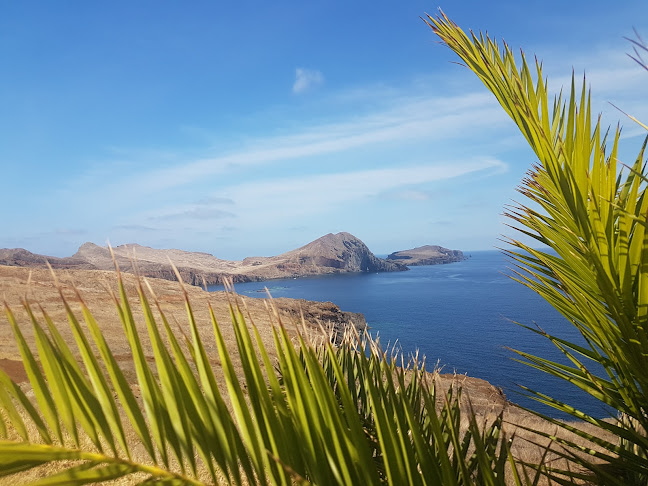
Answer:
[0, 232, 407, 286]
[0, 264, 506, 413]
[1, 264, 610, 483]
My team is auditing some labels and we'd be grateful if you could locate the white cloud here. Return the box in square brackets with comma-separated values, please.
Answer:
[221, 158, 507, 225]
[81, 91, 509, 202]
[293, 68, 324, 94]
[127, 158, 506, 237]
[151, 207, 236, 221]
[378, 189, 434, 201]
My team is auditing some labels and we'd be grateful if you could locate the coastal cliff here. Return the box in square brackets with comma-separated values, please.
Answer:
[0, 264, 511, 417]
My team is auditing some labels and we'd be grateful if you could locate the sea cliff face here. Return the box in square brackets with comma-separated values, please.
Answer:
[0, 232, 407, 286]
[272, 297, 367, 344]
[387, 245, 465, 266]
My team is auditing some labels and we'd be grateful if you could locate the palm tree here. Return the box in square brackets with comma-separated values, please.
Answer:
[426, 11, 648, 485]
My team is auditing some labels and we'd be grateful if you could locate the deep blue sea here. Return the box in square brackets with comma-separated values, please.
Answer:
[209, 250, 611, 419]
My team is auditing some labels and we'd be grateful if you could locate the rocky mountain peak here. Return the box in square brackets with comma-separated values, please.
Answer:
[283, 232, 405, 273]
[74, 242, 104, 255]
[293, 232, 365, 257]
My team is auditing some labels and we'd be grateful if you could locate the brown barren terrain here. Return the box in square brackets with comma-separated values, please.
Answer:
[0, 263, 509, 410]
[0, 232, 407, 286]
[0, 264, 611, 484]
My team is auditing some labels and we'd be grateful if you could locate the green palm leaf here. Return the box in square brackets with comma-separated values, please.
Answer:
[427, 10, 648, 484]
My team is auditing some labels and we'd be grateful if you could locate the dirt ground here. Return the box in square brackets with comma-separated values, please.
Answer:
[0, 264, 615, 485]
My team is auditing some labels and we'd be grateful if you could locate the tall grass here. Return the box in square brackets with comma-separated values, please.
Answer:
[0, 266, 534, 485]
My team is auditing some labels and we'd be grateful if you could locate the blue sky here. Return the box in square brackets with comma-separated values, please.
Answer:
[1, 1, 647, 259]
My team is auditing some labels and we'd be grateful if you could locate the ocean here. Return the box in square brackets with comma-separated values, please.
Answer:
[208, 250, 611, 419]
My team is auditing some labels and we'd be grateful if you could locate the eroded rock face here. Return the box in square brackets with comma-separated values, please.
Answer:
[275, 232, 407, 275]
[387, 245, 465, 266]
[0, 232, 407, 286]
[273, 297, 367, 344]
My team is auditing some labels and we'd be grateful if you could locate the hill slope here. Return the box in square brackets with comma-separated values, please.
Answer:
[0, 232, 407, 285]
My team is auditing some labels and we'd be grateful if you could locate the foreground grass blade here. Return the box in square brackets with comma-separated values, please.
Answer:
[0, 267, 524, 484]
[4, 306, 62, 444]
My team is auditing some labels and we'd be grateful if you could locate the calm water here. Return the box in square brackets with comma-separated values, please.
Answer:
[209, 250, 611, 418]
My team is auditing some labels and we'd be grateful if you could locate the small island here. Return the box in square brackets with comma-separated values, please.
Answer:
[386, 245, 465, 266]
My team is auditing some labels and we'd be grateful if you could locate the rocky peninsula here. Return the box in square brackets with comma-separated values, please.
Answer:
[0, 232, 407, 287]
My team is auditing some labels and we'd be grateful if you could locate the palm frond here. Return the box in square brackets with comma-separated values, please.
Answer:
[427, 10, 648, 483]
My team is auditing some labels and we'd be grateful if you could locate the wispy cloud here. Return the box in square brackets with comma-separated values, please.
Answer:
[83, 91, 509, 201]
[113, 224, 160, 232]
[195, 196, 235, 205]
[151, 207, 236, 221]
[143, 196, 238, 224]
[377, 189, 435, 201]
[221, 158, 507, 225]
[293, 68, 324, 94]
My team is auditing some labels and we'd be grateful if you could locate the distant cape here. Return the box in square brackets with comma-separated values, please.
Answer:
[0, 232, 409, 286]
